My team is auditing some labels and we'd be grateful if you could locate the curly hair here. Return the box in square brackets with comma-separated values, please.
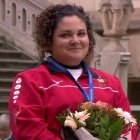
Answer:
[33, 4, 95, 64]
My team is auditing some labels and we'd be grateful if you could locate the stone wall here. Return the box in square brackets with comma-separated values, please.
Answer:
[0, 0, 44, 58]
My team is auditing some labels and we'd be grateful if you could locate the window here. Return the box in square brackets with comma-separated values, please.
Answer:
[32, 14, 35, 32]
[11, 3, 16, 26]
[128, 78, 140, 123]
[22, 8, 27, 32]
[0, 0, 6, 21]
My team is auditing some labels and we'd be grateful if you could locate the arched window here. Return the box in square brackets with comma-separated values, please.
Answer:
[11, 3, 16, 26]
[32, 14, 35, 31]
[22, 8, 27, 32]
[0, 0, 6, 21]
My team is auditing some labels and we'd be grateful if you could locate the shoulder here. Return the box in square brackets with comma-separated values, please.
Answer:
[90, 68, 115, 79]
[90, 68, 121, 86]
[89, 68, 125, 94]
[18, 64, 48, 76]
[14, 64, 49, 82]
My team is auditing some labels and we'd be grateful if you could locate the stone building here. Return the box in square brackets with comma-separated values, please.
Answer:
[0, 0, 140, 119]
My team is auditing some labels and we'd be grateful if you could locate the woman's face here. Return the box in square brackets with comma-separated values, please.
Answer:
[50, 15, 89, 66]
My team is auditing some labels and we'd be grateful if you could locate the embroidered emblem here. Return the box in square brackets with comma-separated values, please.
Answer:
[97, 77, 107, 86]
[16, 107, 22, 116]
[52, 80, 63, 84]
[14, 90, 20, 95]
[13, 95, 18, 100]
[15, 84, 21, 90]
[16, 78, 22, 83]
[13, 100, 17, 104]
[13, 77, 22, 104]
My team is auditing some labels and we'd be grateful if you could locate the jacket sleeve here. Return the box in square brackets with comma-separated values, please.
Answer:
[113, 76, 138, 140]
[113, 76, 131, 112]
[9, 73, 61, 140]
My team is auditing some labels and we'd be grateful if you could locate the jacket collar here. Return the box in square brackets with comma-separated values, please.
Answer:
[44, 56, 98, 79]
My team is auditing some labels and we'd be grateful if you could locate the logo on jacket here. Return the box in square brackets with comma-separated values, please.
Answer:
[13, 77, 22, 104]
[97, 77, 107, 86]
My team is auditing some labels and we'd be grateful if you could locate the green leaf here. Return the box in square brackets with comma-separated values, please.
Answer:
[56, 115, 66, 125]
[108, 119, 124, 140]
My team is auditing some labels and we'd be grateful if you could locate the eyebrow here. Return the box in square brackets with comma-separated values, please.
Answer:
[59, 29, 87, 33]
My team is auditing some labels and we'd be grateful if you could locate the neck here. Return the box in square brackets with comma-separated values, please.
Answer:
[51, 57, 81, 69]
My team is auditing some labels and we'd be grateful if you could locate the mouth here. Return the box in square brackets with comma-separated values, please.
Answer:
[68, 47, 82, 50]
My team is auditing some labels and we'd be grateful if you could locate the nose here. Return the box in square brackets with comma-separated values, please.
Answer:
[70, 35, 80, 45]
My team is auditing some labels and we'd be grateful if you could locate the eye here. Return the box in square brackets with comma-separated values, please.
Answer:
[59, 32, 72, 38]
[78, 31, 87, 37]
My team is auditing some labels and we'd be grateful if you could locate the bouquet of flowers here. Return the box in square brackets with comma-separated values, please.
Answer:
[57, 101, 137, 140]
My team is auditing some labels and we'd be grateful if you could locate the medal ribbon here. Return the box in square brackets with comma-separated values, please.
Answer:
[46, 57, 94, 102]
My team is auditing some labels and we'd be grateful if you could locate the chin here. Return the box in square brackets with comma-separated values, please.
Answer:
[69, 58, 83, 66]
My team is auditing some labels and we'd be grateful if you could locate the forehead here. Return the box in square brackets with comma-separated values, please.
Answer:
[55, 15, 87, 30]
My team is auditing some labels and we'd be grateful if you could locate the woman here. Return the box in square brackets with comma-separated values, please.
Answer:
[9, 4, 137, 140]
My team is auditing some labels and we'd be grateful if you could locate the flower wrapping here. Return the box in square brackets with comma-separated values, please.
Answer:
[75, 127, 99, 140]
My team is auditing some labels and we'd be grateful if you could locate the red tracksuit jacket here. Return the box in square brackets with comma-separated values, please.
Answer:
[9, 58, 137, 140]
